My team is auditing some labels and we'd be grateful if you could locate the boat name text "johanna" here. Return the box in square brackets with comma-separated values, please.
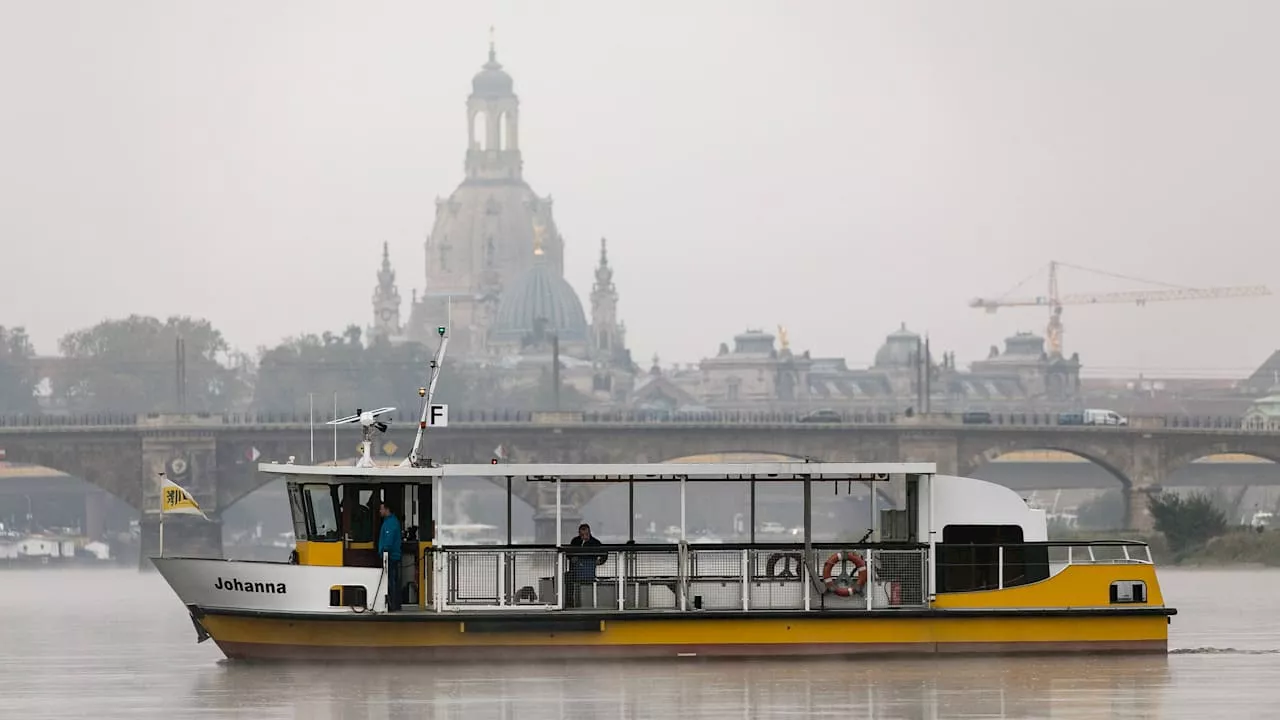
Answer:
[214, 577, 287, 594]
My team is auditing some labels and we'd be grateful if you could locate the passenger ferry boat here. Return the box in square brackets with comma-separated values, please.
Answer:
[152, 329, 1176, 661]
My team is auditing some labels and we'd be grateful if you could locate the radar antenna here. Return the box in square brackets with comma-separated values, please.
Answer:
[327, 406, 396, 468]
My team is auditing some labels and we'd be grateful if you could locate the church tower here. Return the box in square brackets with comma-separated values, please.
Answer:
[466, 33, 521, 183]
[590, 238, 627, 393]
[415, 35, 573, 356]
[370, 242, 402, 342]
[590, 238, 624, 357]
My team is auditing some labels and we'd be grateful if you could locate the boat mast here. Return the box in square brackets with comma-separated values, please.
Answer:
[404, 323, 450, 468]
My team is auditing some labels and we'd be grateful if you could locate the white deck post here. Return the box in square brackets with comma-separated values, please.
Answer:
[741, 549, 750, 612]
[869, 479, 878, 540]
[617, 550, 625, 611]
[997, 545, 1005, 590]
[434, 477, 445, 611]
[678, 542, 687, 612]
[555, 478, 562, 546]
[866, 549, 874, 611]
[556, 477, 564, 609]
[679, 475, 687, 542]
[802, 556, 811, 612]
[925, 473, 937, 603]
[680, 474, 688, 612]
[435, 548, 446, 611]
[497, 551, 507, 606]
[556, 551, 565, 610]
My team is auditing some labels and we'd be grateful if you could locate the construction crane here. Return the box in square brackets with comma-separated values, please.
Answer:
[969, 261, 1271, 357]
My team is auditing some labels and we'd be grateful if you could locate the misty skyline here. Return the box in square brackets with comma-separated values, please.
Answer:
[2, 1, 1277, 378]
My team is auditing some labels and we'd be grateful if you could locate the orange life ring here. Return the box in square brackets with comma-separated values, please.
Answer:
[822, 551, 867, 597]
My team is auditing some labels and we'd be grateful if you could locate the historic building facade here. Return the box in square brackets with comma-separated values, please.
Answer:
[630, 325, 1086, 413]
[369, 42, 634, 404]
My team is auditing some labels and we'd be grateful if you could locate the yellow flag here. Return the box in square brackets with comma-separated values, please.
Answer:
[161, 477, 208, 519]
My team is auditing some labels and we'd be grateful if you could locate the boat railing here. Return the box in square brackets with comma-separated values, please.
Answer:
[934, 540, 1153, 593]
[432, 542, 930, 613]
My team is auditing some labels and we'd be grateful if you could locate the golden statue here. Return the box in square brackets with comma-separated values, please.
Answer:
[777, 325, 790, 351]
[532, 217, 546, 256]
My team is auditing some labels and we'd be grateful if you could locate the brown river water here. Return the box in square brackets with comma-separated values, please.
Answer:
[0, 567, 1277, 718]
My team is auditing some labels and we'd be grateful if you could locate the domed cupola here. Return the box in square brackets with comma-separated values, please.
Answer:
[490, 225, 588, 346]
[874, 322, 921, 368]
[472, 44, 514, 98]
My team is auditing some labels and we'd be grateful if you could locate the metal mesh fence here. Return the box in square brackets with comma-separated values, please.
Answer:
[445, 549, 558, 606]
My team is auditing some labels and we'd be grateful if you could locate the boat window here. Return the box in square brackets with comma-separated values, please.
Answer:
[286, 484, 308, 541]
[1110, 580, 1147, 604]
[303, 484, 340, 541]
[936, 524, 1049, 592]
[340, 485, 378, 544]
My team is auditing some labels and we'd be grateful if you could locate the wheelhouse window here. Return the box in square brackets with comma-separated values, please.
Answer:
[339, 485, 379, 544]
[302, 484, 340, 541]
[286, 485, 309, 541]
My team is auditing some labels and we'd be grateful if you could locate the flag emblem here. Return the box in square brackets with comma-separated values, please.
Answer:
[160, 476, 208, 518]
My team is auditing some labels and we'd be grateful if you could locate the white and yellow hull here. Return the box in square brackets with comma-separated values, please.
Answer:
[193, 609, 1170, 661]
[155, 558, 1174, 661]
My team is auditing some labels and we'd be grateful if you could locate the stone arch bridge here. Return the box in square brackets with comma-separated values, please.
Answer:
[2, 417, 1278, 556]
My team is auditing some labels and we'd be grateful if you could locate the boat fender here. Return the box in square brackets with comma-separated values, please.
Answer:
[765, 552, 803, 579]
[821, 551, 867, 597]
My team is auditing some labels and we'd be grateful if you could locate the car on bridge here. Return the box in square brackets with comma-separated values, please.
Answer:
[798, 409, 843, 423]
[1058, 409, 1129, 427]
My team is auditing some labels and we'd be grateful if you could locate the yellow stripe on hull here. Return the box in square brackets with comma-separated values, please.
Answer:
[198, 613, 1169, 661]
[934, 565, 1166, 609]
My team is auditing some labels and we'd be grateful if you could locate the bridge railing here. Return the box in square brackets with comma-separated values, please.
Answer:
[433, 542, 929, 613]
[0, 410, 1277, 432]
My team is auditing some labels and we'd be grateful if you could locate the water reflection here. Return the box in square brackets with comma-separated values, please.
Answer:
[8, 568, 1280, 719]
[184, 655, 1170, 719]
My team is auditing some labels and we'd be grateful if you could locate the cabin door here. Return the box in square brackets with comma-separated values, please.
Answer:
[340, 484, 382, 567]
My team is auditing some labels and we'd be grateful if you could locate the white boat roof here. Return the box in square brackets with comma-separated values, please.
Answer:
[257, 461, 935, 482]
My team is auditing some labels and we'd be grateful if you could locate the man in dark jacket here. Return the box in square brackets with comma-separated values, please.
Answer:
[566, 523, 605, 608]
[377, 502, 402, 611]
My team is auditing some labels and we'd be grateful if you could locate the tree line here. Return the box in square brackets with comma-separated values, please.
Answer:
[0, 315, 588, 415]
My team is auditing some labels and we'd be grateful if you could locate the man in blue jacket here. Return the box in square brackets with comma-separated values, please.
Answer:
[377, 502, 402, 611]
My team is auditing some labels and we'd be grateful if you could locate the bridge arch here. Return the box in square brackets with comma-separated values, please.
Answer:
[1159, 449, 1280, 527]
[0, 438, 142, 509]
[0, 463, 136, 543]
[962, 449, 1137, 531]
[959, 440, 1133, 491]
[1163, 444, 1280, 481]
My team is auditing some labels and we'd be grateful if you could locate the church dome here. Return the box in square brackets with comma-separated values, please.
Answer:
[491, 259, 588, 343]
[874, 323, 920, 368]
[472, 49, 513, 97]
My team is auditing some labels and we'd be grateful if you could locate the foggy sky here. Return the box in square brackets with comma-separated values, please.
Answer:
[2, 1, 1277, 378]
